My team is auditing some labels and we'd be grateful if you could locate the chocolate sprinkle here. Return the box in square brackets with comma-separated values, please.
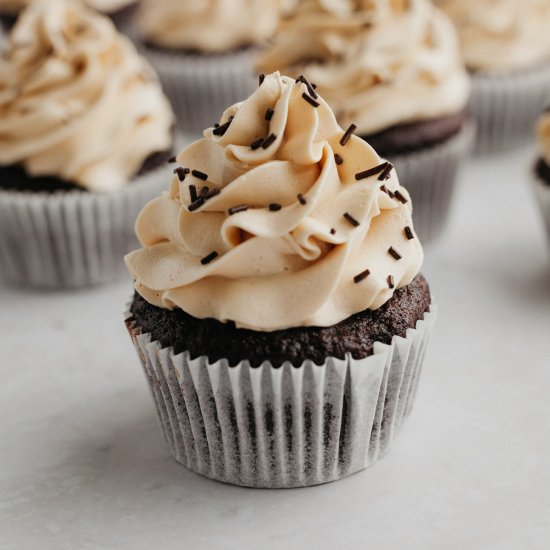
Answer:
[188, 184, 197, 202]
[378, 162, 394, 181]
[200, 186, 210, 197]
[212, 116, 233, 136]
[251, 138, 264, 150]
[340, 124, 357, 146]
[302, 92, 320, 108]
[201, 251, 219, 265]
[262, 133, 277, 149]
[404, 226, 414, 240]
[168, 156, 176, 163]
[388, 247, 402, 261]
[192, 169, 208, 181]
[394, 190, 408, 204]
[388, 275, 395, 289]
[174, 167, 189, 182]
[204, 188, 220, 200]
[343, 212, 359, 227]
[228, 204, 249, 216]
[269, 203, 282, 211]
[330, 228, 336, 235]
[354, 269, 371, 284]
[265, 108, 274, 121]
[380, 185, 395, 198]
[355, 162, 388, 181]
[259, 73, 265, 86]
[297, 75, 318, 99]
[188, 197, 205, 212]
[297, 193, 307, 205]
[334, 153, 343, 165]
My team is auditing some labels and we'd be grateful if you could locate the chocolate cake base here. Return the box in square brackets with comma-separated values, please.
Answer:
[129, 274, 431, 368]
[362, 111, 467, 157]
[535, 158, 550, 186]
[0, 148, 173, 194]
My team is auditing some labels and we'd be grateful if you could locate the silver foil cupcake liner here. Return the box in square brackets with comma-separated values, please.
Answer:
[141, 46, 258, 135]
[470, 65, 550, 154]
[124, 303, 437, 488]
[388, 121, 476, 244]
[0, 166, 171, 289]
[533, 173, 550, 246]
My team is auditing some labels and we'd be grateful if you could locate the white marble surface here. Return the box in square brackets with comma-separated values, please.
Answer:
[1, 146, 549, 550]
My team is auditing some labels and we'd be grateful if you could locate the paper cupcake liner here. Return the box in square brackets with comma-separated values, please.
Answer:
[141, 46, 258, 135]
[470, 65, 550, 154]
[533, 173, 550, 246]
[0, 165, 171, 289]
[387, 121, 475, 244]
[124, 303, 437, 488]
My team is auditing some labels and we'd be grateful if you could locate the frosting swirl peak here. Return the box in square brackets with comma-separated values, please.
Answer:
[125, 73, 424, 332]
[257, 0, 470, 135]
[0, 0, 173, 192]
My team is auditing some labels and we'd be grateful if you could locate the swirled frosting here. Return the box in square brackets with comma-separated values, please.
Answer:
[137, 0, 283, 52]
[536, 110, 550, 166]
[0, 0, 136, 15]
[257, 0, 470, 136]
[0, 0, 173, 192]
[435, 0, 550, 72]
[125, 73, 424, 332]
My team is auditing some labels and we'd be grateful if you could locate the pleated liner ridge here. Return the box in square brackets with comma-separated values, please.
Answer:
[125, 304, 437, 488]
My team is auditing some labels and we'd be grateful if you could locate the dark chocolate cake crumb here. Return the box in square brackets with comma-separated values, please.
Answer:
[129, 274, 431, 368]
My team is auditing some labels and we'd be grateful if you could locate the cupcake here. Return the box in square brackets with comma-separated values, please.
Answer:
[435, 0, 550, 153]
[257, 0, 473, 242]
[0, 0, 140, 30]
[0, 0, 174, 288]
[533, 109, 550, 243]
[134, 0, 287, 134]
[124, 72, 436, 488]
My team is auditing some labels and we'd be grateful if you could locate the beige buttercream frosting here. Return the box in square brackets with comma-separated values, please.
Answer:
[137, 0, 283, 52]
[257, 0, 470, 136]
[0, 0, 136, 15]
[536, 110, 550, 166]
[0, 0, 174, 192]
[125, 72, 424, 332]
[435, 0, 550, 73]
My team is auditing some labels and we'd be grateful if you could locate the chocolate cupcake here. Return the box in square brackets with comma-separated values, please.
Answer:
[0, 0, 140, 30]
[436, 0, 550, 153]
[124, 72, 436, 488]
[0, 0, 174, 288]
[257, 0, 474, 243]
[134, 0, 288, 134]
[533, 109, 550, 245]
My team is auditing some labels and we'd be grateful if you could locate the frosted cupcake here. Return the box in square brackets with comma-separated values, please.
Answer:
[135, 0, 287, 134]
[0, 0, 139, 29]
[533, 109, 550, 244]
[436, 0, 550, 153]
[257, 0, 473, 242]
[0, 0, 174, 288]
[124, 72, 436, 488]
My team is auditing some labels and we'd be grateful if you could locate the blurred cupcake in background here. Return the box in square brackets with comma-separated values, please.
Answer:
[257, 0, 473, 242]
[135, 0, 289, 134]
[124, 72, 436, 488]
[0, 0, 174, 288]
[436, 0, 550, 153]
[533, 108, 550, 245]
[0, 0, 140, 30]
